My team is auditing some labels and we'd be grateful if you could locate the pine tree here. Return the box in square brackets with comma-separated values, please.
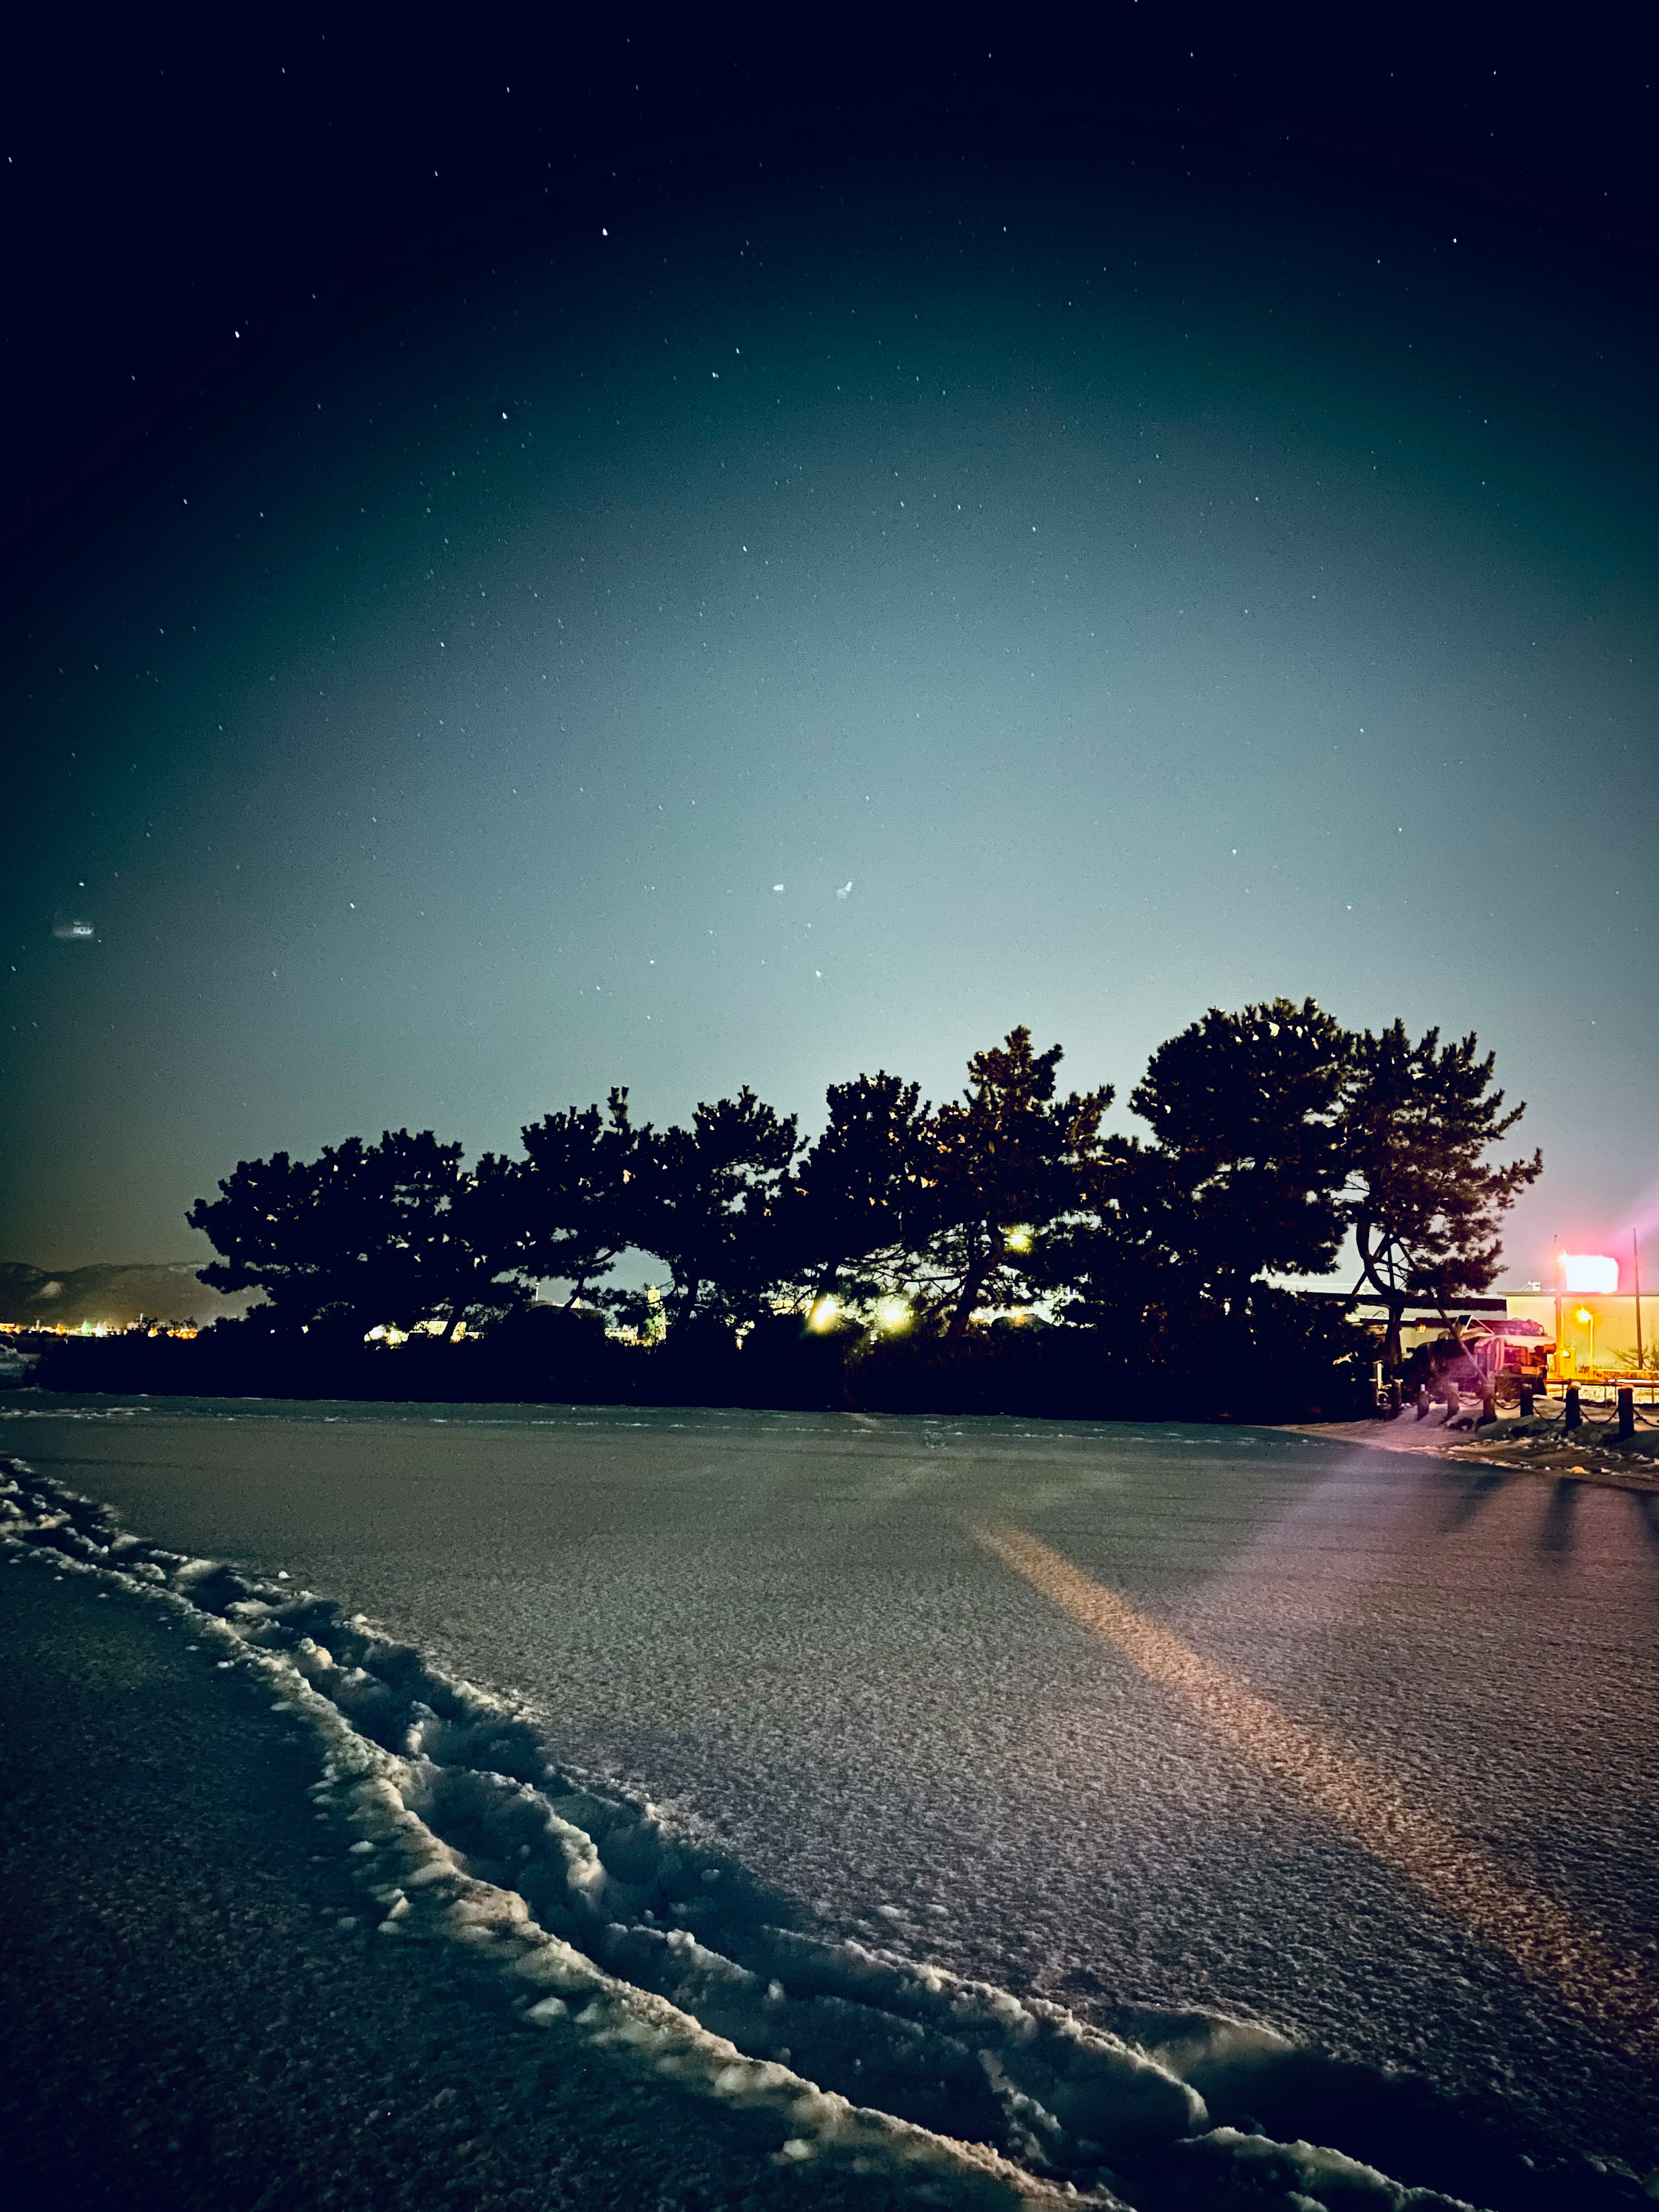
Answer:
[1341, 1022, 1541, 1365]
[625, 1088, 799, 1332]
[188, 1129, 528, 1340]
[518, 1089, 639, 1305]
[1128, 997, 1350, 1326]
[911, 1027, 1113, 1338]
[779, 1071, 932, 1313]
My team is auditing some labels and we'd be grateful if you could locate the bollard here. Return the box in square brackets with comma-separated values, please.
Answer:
[1564, 1385, 1582, 1432]
[1478, 1385, 1497, 1427]
[1618, 1387, 1635, 1440]
[1519, 1382, 1535, 1417]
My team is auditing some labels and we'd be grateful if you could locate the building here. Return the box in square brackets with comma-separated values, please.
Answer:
[1502, 1292, 1656, 1379]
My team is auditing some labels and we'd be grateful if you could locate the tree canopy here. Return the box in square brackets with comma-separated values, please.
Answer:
[188, 1128, 527, 1339]
[1341, 1021, 1541, 1363]
[623, 1087, 800, 1332]
[188, 999, 1540, 1377]
[903, 1028, 1114, 1336]
[778, 1071, 932, 1311]
[517, 1089, 639, 1303]
[1129, 997, 1351, 1320]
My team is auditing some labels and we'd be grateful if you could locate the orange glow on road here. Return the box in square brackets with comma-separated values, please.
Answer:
[973, 1519, 1659, 2064]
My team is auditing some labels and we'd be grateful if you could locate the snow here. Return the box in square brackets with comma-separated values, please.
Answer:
[3, 1405, 1656, 2208]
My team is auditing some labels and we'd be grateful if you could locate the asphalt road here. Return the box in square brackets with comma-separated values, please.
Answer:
[5, 1395, 1656, 2199]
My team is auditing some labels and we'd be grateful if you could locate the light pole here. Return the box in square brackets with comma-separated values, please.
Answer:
[1575, 1306, 1595, 1379]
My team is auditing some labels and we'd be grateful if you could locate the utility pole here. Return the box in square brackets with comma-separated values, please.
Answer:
[1636, 1231, 1645, 1370]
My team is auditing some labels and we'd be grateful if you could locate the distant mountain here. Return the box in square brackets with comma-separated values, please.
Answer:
[0, 1261, 257, 1330]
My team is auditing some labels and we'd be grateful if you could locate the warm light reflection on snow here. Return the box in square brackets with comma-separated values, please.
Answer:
[973, 1519, 1659, 2067]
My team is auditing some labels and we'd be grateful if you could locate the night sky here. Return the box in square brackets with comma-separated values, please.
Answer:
[3, 14, 1655, 1281]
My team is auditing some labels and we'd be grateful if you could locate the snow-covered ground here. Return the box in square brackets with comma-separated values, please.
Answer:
[3, 1395, 1656, 2209]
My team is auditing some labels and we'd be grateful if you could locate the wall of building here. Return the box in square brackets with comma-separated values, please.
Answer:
[1505, 1293, 1659, 1373]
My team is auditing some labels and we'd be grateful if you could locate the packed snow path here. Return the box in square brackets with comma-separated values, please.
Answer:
[3, 1397, 1656, 2206]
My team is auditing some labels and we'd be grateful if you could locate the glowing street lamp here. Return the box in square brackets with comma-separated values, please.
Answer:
[1574, 1306, 1595, 1375]
[1557, 1253, 1616, 1380]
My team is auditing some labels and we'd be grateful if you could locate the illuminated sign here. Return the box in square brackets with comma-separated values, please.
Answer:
[1559, 1253, 1618, 1294]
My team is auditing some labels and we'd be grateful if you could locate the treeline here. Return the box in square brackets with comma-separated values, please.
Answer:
[38, 999, 1540, 1419]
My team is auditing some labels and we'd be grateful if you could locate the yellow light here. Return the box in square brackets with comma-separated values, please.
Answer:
[807, 1297, 839, 1332]
[1004, 1226, 1033, 1253]
[874, 1296, 911, 1332]
[1574, 1307, 1593, 1326]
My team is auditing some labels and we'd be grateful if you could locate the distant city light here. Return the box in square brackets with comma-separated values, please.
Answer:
[0, 1319, 198, 1341]
[1559, 1254, 1618, 1294]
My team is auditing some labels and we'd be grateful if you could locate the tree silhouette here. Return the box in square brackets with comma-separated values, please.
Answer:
[1341, 1021, 1541, 1365]
[626, 1087, 799, 1332]
[176, 997, 1542, 1408]
[518, 1089, 639, 1305]
[433, 1150, 534, 1338]
[1128, 998, 1350, 1329]
[1041, 1134, 1207, 1346]
[189, 1129, 527, 1339]
[909, 1027, 1113, 1337]
[779, 1071, 932, 1311]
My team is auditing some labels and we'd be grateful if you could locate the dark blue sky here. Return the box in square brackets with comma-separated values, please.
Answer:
[3, 78, 1655, 1281]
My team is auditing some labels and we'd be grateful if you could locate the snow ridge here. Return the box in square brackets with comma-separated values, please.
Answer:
[0, 1456, 1501, 2210]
